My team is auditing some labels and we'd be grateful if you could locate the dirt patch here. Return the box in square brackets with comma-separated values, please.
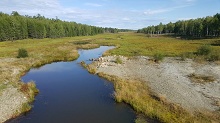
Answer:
[89, 56, 220, 113]
[0, 86, 27, 123]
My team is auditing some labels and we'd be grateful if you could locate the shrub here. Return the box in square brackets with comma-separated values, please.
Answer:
[197, 45, 212, 56]
[17, 48, 28, 58]
[153, 53, 164, 62]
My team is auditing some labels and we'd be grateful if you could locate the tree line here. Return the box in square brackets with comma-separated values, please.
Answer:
[0, 11, 120, 41]
[137, 13, 220, 38]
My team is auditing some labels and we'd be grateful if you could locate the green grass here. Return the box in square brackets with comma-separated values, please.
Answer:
[115, 56, 123, 64]
[92, 33, 220, 57]
[1, 32, 220, 122]
[1, 32, 219, 58]
[153, 52, 164, 62]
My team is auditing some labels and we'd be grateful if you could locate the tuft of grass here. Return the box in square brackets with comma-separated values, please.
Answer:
[20, 81, 39, 101]
[80, 61, 87, 68]
[135, 117, 148, 123]
[20, 103, 32, 113]
[188, 74, 215, 84]
[115, 56, 122, 64]
[153, 52, 164, 63]
[180, 52, 196, 60]
[80, 61, 96, 74]
[17, 48, 28, 58]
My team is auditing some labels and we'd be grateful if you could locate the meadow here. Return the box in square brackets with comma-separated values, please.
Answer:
[0, 32, 220, 122]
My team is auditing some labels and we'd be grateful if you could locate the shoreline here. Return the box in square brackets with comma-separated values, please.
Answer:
[0, 52, 79, 123]
[1, 32, 220, 122]
[0, 44, 109, 123]
[87, 55, 220, 122]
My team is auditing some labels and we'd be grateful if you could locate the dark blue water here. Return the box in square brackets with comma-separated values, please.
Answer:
[9, 46, 136, 123]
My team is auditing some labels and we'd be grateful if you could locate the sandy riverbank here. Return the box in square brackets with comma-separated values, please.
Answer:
[89, 56, 220, 113]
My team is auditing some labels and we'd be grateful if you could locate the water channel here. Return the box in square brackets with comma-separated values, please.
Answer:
[9, 46, 136, 123]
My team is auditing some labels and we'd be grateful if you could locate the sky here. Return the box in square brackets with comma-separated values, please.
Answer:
[0, 0, 219, 29]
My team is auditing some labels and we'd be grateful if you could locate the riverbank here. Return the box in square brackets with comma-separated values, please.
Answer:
[1, 32, 220, 122]
[87, 55, 220, 122]
[0, 39, 81, 122]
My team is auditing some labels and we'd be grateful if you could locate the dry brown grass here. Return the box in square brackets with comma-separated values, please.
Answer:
[188, 73, 215, 84]
[0, 37, 87, 120]
[97, 72, 220, 123]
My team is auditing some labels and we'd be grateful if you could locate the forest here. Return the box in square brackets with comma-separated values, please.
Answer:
[137, 13, 220, 38]
[0, 11, 119, 41]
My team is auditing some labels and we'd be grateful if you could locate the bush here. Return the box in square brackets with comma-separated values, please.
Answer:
[17, 48, 28, 58]
[197, 45, 212, 56]
[153, 53, 164, 62]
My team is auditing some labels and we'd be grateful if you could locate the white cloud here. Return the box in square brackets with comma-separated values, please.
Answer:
[178, 17, 195, 20]
[144, 9, 170, 15]
[122, 17, 130, 21]
[0, 0, 203, 30]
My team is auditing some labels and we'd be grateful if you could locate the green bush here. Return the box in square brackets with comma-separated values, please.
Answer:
[197, 45, 212, 56]
[153, 52, 164, 62]
[17, 48, 28, 58]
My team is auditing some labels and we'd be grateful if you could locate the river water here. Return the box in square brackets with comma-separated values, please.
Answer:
[9, 46, 136, 123]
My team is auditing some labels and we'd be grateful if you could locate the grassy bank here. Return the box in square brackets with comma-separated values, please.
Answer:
[0, 36, 95, 121]
[1, 32, 220, 122]
[96, 72, 220, 123]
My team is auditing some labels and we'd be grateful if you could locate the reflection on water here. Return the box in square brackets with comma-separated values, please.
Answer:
[8, 46, 136, 123]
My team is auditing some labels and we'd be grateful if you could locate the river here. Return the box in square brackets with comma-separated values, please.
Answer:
[8, 46, 136, 123]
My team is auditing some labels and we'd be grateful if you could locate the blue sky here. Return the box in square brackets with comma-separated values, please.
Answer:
[0, 0, 219, 29]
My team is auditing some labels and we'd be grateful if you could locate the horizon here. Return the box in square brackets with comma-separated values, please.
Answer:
[0, 0, 219, 30]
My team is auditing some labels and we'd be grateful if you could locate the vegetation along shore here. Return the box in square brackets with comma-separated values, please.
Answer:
[0, 11, 220, 123]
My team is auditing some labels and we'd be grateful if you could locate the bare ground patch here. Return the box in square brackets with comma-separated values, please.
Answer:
[88, 56, 220, 122]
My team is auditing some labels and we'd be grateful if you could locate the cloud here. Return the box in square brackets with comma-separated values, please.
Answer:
[84, 3, 103, 7]
[0, 0, 202, 30]
[178, 17, 195, 20]
[144, 9, 170, 15]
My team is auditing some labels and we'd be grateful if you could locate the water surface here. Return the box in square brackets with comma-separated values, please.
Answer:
[9, 46, 136, 123]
